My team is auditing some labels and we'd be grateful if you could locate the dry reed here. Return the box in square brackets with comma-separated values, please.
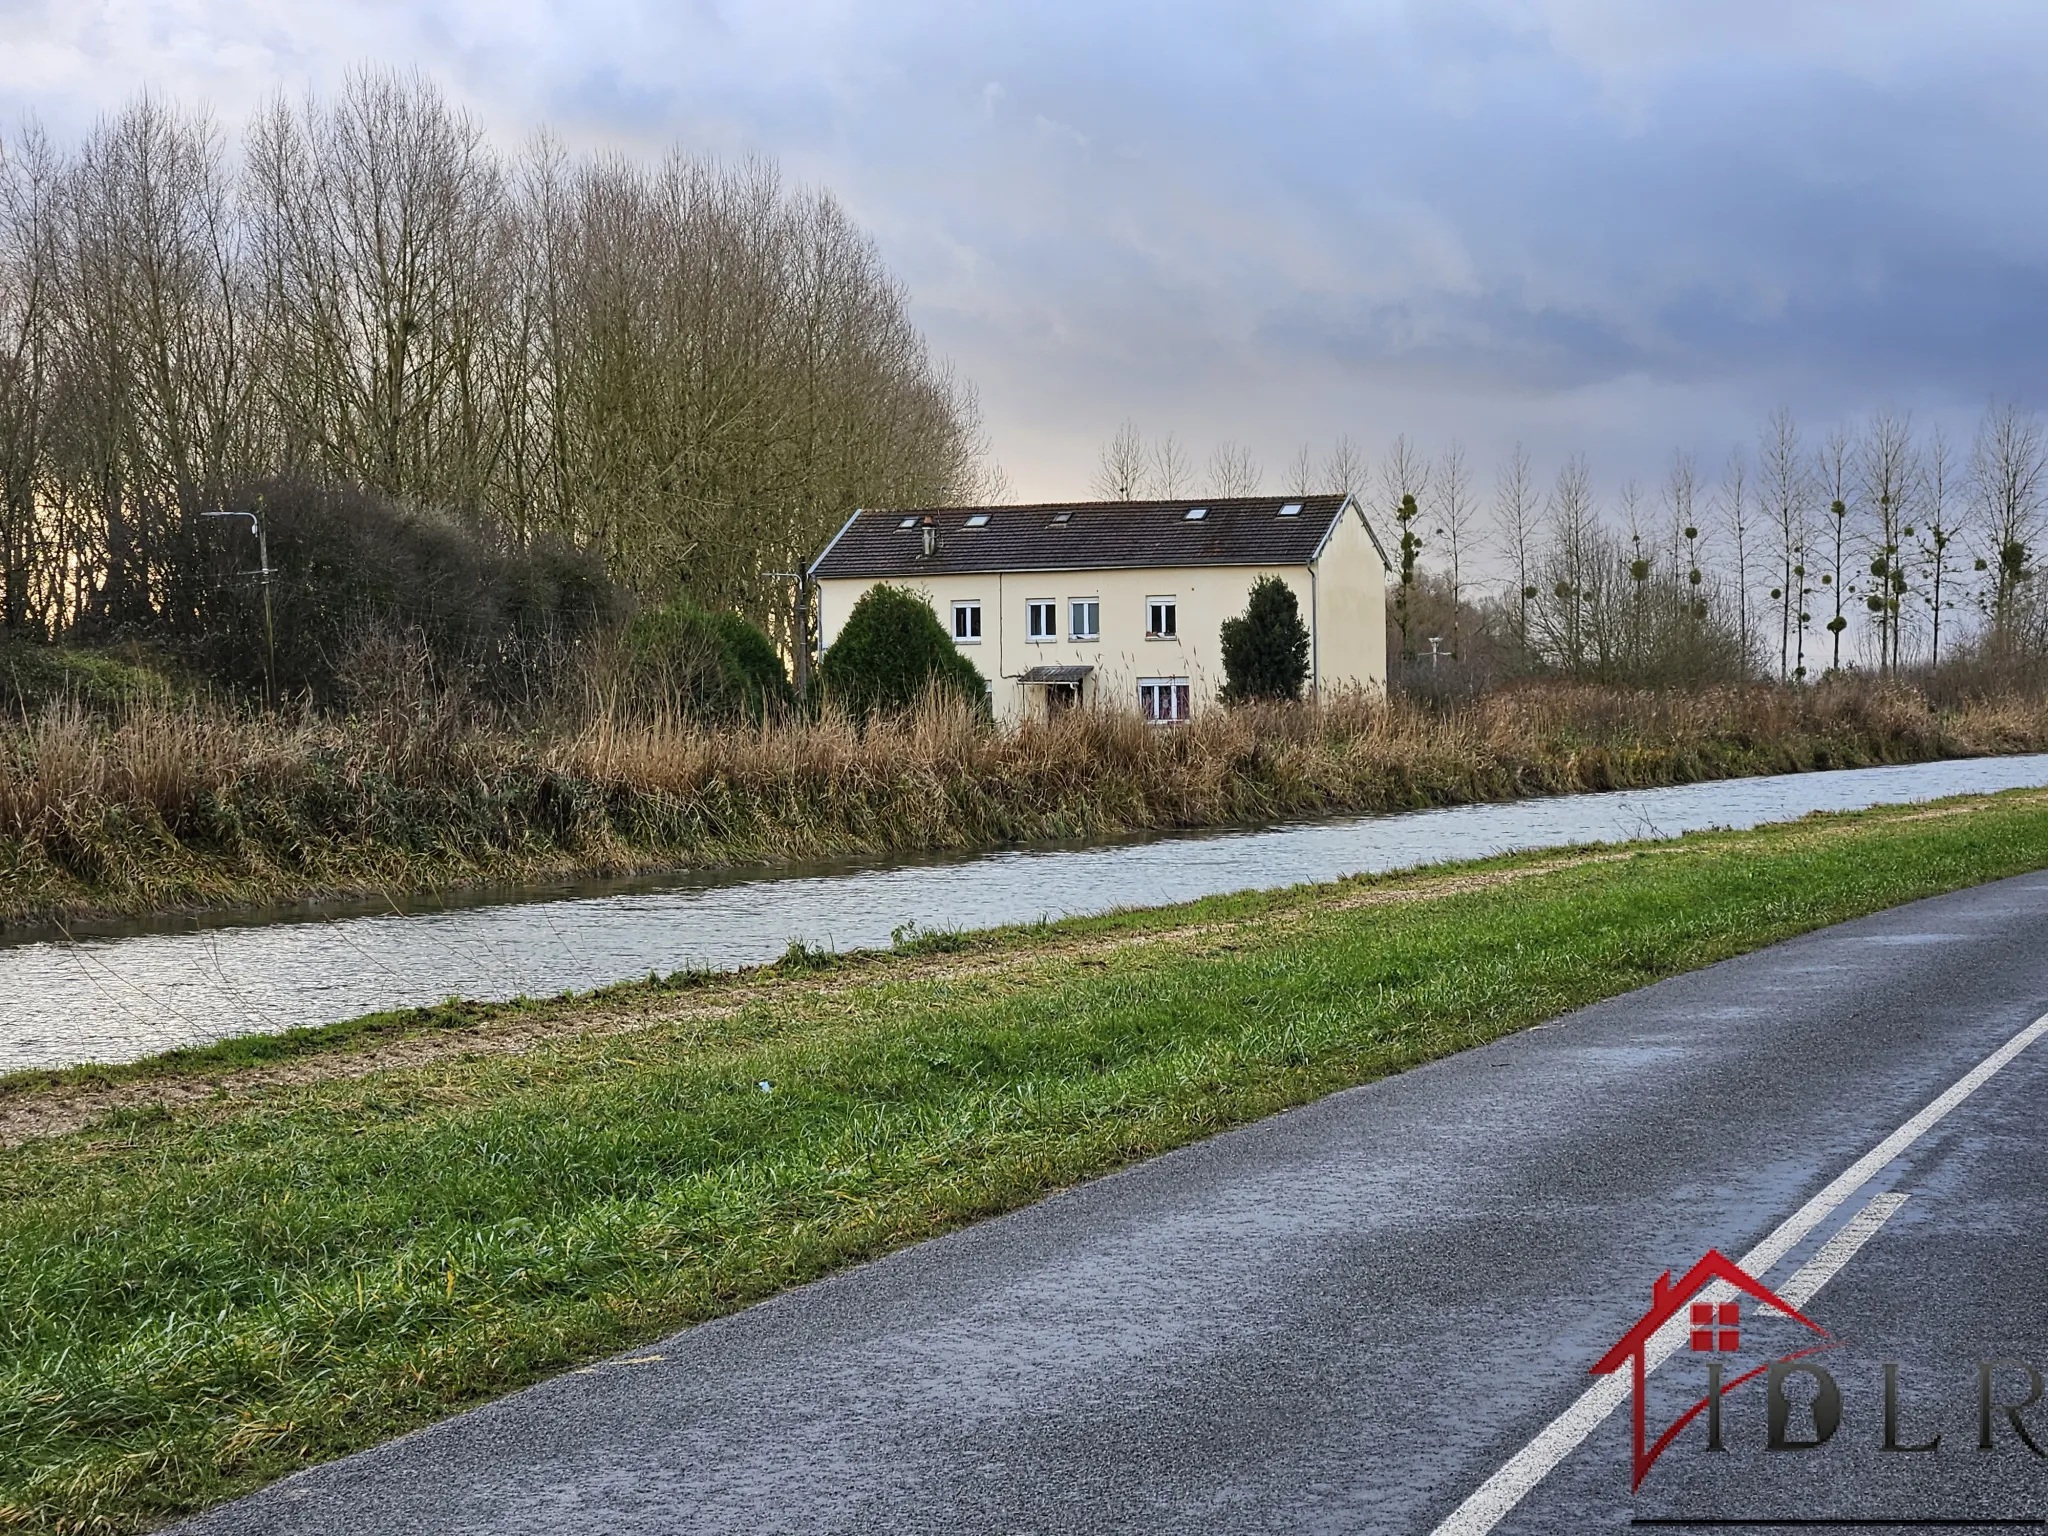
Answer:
[2, 679, 2043, 928]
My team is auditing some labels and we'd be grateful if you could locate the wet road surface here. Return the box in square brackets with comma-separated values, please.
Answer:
[177, 871, 2048, 1534]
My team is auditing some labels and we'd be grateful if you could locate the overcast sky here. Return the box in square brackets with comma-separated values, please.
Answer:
[7, 0, 2046, 502]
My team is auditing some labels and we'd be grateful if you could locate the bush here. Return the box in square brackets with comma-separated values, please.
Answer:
[820, 584, 986, 718]
[169, 478, 621, 710]
[711, 611, 797, 715]
[624, 599, 793, 720]
[1220, 576, 1311, 703]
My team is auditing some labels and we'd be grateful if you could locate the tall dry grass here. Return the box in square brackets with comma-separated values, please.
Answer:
[3, 678, 2045, 927]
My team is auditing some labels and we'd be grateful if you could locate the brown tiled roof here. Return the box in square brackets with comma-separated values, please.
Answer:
[808, 495, 1383, 581]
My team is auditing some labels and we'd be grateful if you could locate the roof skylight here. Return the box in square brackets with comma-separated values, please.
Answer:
[965, 513, 990, 528]
[898, 516, 918, 529]
[1278, 502, 1302, 517]
[1052, 511, 1072, 524]
[1183, 507, 1208, 521]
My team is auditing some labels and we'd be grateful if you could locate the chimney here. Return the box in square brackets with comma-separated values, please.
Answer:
[921, 514, 938, 558]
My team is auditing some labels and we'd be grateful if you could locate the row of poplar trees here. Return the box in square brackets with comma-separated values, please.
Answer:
[0, 69, 985, 652]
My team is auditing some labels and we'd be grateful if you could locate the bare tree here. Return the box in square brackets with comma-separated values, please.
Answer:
[1791, 542, 1814, 681]
[246, 71, 512, 511]
[0, 125, 59, 633]
[1970, 402, 2047, 633]
[1664, 453, 1702, 571]
[1379, 433, 1429, 512]
[505, 144, 975, 612]
[1283, 442, 1315, 497]
[1320, 433, 1369, 502]
[1146, 431, 1192, 499]
[1662, 452, 1725, 665]
[1620, 477, 1651, 670]
[1534, 454, 1597, 673]
[1858, 408, 1917, 673]
[1380, 434, 1430, 661]
[1817, 427, 1854, 674]
[36, 94, 265, 628]
[976, 458, 1013, 505]
[1432, 440, 1478, 658]
[1918, 424, 1961, 667]
[1494, 442, 1538, 653]
[1093, 419, 1146, 500]
[1716, 447, 1753, 671]
[1758, 407, 1810, 680]
[1206, 439, 1261, 496]
[0, 72, 985, 649]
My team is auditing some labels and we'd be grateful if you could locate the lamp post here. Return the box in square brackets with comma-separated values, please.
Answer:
[205, 501, 275, 707]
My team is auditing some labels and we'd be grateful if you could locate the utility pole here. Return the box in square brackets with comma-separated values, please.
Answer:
[205, 498, 275, 708]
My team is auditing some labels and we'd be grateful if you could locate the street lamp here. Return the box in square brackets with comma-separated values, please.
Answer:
[204, 501, 276, 707]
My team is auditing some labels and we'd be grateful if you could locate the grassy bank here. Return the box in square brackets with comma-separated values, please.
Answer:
[5, 677, 2048, 929]
[2, 792, 2047, 1530]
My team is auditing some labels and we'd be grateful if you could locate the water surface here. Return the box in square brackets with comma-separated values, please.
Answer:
[6, 754, 2047, 1072]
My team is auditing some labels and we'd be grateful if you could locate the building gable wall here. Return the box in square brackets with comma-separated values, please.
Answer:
[1309, 499, 1390, 694]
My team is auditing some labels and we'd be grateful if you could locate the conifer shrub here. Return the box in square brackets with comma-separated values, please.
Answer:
[819, 584, 986, 719]
[1220, 576, 1311, 703]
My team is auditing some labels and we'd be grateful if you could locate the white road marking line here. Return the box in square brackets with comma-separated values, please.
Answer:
[1427, 1195, 1910, 1536]
[1773, 1191, 1909, 1312]
[1429, 1011, 2048, 1536]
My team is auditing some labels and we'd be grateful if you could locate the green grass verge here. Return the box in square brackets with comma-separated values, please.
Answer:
[3, 795, 2047, 1532]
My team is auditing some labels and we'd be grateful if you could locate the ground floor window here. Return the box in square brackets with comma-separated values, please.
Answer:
[1139, 677, 1190, 722]
[951, 600, 981, 642]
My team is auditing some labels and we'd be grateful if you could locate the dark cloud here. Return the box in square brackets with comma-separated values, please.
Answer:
[6, 0, 2047, 492]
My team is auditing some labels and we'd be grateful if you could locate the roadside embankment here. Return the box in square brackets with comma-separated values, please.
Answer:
[2, 790, 2046, 1531]
[3, 677, 2045, 929]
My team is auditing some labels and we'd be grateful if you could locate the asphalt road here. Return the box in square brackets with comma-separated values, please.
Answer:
[179, 871, 2048, 1535]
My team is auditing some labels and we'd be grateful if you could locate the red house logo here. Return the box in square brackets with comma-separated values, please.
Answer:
[1590, 1249, 1833, 1489]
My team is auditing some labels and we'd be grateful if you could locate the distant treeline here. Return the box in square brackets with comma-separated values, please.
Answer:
[0, 69, 986, 662]
[1098, 405, 2048, 691]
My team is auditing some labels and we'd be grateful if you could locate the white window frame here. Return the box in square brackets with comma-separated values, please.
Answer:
[1139, 677, 1191, 723]
[1146, 596, 1178, 639]
[1068, 597, 1100, 641]
[951, 600, 982, 643]
[1026, 598, 1058, 642]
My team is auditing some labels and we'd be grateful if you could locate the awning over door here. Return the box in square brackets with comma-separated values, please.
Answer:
[1017, 665, 1095, 685]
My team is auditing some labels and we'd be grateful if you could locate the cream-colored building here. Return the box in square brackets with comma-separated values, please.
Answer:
[808, 494, 1388, 723]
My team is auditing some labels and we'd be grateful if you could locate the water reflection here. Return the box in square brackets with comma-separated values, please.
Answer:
[7, 754, 2048, 1072]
